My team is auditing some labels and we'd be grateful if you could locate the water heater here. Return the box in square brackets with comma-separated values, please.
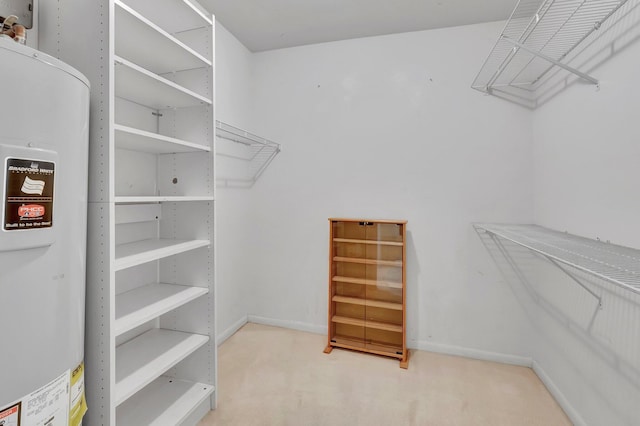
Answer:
[0, 38, 89, 426]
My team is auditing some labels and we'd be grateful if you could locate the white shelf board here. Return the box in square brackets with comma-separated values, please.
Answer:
[114, 56, 211, 109]
[114, 196, 214, 204]
[115, 328, 209, 406]
[476, 223, 640, 295]
[115, 1, 211, 74]
[115, 124, 210, 154]
[124, 0, 212, 33]
[115, 239, 210, 271]
[116, 376, 214, 426]
[117, 376, 213, 425]
[115, 283, 209, 336]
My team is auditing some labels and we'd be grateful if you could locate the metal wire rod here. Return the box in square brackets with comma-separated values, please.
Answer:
[502, 36, 599, 85]
[545, 256, 603, 308]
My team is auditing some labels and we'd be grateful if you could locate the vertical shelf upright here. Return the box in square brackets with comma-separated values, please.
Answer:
[38, 1, 217, 424]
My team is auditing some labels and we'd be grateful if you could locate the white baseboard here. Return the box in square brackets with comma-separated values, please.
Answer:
[244, 315, 531, 367]
[247, 315, 327, 335]
[217, 315, 248, 346]
[532, 361, 586, 426]
[410, 339, 533, 367]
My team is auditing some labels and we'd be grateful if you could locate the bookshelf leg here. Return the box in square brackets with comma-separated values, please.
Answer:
[400, 350, 409, 369]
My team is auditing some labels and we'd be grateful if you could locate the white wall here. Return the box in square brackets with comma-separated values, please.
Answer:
[243, 21, 538, 361]
[215, 9, 640, 423]
[215, 22, 254, 340]
[531, 5, 640, 424]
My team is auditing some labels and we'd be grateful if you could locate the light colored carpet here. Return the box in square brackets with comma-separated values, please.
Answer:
[200, 323, 571, 426]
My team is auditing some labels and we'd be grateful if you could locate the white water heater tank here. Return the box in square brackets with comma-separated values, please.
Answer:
[0, 38, 89, 426]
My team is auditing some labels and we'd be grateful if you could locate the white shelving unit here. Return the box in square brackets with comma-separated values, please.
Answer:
[472, 0, 630, 108]
[475, 224, 640, 299]
[39, 1, 217, 424]
[216, 120, 281, 187]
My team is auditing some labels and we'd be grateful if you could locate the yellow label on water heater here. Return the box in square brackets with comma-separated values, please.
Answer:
[69, 362, 88, 426]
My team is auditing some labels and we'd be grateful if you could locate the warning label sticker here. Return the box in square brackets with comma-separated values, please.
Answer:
[0, 401, 21, 426]
[4, 158, 54, 231]
[21, 369, 69, 426]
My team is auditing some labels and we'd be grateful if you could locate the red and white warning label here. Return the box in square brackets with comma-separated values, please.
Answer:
[0, 401, 21, 426]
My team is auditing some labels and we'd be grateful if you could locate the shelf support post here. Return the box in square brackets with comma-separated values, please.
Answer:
[502, 36, 599, 86]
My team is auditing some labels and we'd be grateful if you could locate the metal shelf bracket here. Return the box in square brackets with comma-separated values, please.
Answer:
[483, 228, 603, 309]
[542, 255, 603, 309]
[501, 36, 599, 86]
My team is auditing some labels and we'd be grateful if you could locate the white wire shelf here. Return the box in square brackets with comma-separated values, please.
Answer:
[472, 0, 630, 108]
[475, 223, 640, 296]
[215, 121, 281, 188]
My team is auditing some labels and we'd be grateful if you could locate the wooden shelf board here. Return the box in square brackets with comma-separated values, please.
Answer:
[115, 124, 210, 154]
[329, 218, 407, 225]
[115, 1, 210, 74]
[115, 283, 208, 336]
[333, 238, 403, 246]
[333, 256, 402, 267]
[332, 276, 403, 289]
[332, 295, 402, 311]
[115, 196, 214, 204]
[331, 335, 403, 358]
[331, 315, 402, 333]
[114, 56, 212, 109]
[115, 239, 210, 271]
[115, 329, 209, 406]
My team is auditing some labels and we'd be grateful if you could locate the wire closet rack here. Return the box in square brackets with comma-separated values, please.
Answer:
[472, 0, 630, 108]
[475, 223, 640, 302]
[216, 121, 281, 187]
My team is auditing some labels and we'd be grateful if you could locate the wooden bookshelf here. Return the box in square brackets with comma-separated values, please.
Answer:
[325, 218, 409, 368]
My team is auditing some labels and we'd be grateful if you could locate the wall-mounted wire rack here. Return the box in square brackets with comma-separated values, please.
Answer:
[215, 120, 281, 188]
[472, 0, 630, 108]
[475, 223, 640, 305]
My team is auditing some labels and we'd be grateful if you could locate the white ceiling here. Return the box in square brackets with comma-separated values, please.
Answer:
[199, 0, 517, 52]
